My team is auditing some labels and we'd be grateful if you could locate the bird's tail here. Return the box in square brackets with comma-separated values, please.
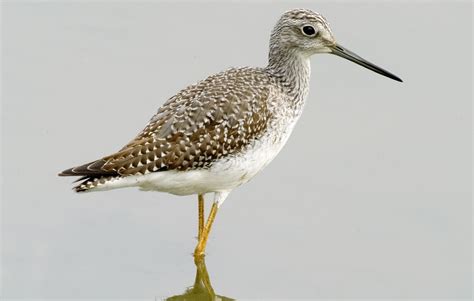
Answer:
[59, 159, 119, 192]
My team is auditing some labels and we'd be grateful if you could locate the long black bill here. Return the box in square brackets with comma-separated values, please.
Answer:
[330, 43, 402, 82]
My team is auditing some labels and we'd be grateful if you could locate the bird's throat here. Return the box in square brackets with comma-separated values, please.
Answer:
[266, 48, 311, 112]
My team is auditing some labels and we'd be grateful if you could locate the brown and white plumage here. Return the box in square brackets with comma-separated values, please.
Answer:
[60, 67, 274, 192]
[59, 8, 402, 257]
[60, 8, 401, 204]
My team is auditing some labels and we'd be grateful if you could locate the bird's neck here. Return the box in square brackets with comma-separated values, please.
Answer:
[265, 47, 311, 113]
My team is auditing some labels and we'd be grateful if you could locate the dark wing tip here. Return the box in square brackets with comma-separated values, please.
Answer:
[58, 159, 117, 177]
[58, 168, 75, 176]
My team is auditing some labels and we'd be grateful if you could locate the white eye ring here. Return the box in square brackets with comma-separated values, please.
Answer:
[301, 25, 317, 37]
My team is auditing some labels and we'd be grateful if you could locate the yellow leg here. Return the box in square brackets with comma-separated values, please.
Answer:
[194, 202, 219, 257]
[198, 194, 204, 240]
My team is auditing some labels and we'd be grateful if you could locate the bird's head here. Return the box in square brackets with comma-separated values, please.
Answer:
[270, 8, 402, 82]
[271, 9, 336, 56]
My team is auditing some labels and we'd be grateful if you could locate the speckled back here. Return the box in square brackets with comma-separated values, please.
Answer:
[60, 67, 283, 190]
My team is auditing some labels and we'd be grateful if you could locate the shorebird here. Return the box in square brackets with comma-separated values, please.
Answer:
[59, 9, 402, 257]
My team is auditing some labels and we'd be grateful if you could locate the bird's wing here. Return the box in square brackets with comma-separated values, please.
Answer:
[59, 67, 272, 178]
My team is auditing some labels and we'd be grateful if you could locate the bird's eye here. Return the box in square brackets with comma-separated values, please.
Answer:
[302, 25, 317, 37]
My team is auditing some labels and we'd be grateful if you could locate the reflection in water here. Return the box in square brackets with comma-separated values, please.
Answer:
[165, 256, 234, 301]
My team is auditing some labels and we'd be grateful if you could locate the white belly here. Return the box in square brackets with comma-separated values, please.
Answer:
[93, 121, 297, 196]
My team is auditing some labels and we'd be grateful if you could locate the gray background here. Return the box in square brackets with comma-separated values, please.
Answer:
[2, 1, 472, 299]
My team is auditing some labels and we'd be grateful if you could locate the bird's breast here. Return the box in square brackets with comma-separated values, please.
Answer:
[208, 115, 299, 188]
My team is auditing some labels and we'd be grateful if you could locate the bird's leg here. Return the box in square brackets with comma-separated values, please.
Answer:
[198, 194, 205, 240]
[194, 191, 229, 258]
[194, 202, 219, 257]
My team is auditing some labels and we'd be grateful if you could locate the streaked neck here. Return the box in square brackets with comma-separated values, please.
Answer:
[265, 47, 311, 111]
